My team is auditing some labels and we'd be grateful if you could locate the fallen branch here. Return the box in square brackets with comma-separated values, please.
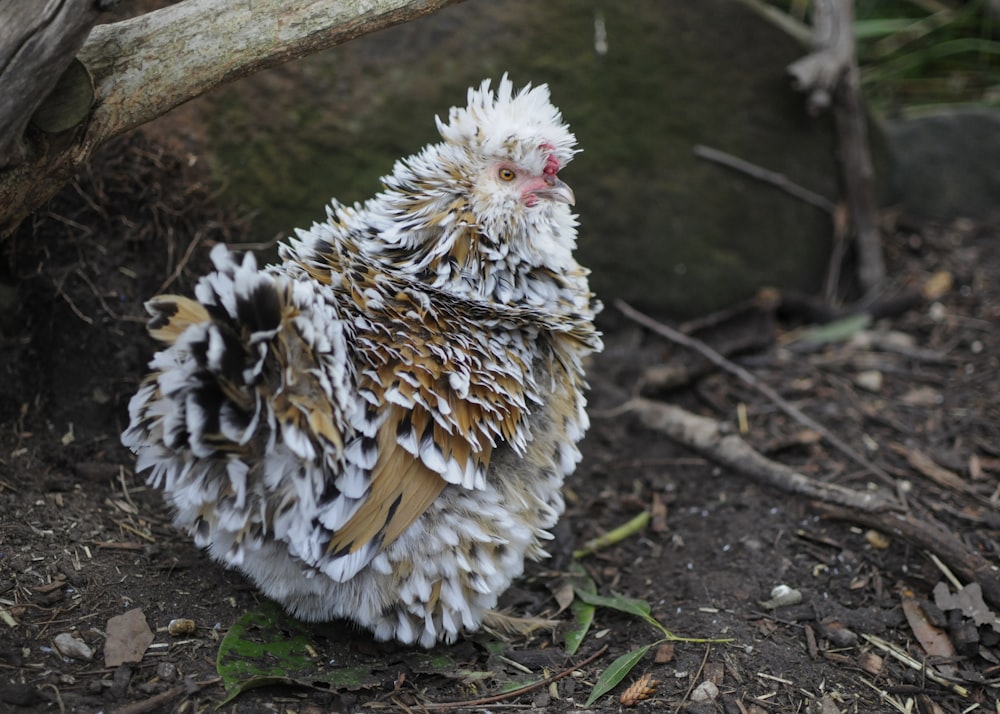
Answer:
[786, 0, 853, 113]
[817, 503, 1000, 609]
[0, 0, 464, 236]
[421, 644, 609, 710]
[616, 299, 897, 488]
[0, 2, 105, 167]
[627, 398, 892, 512]
[109, 677, 220, 714]
[786, 0, 884, 293]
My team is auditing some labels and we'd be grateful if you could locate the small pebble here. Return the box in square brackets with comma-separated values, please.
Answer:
[854, 370, 883, 393]
[760, 584, 802, 609]
[865, 529, 891, 549]
[53, 633, 93, 662]
[690, 680, 719, 703]
[167, 618, 196, 636]
[156, 661, 178, 682]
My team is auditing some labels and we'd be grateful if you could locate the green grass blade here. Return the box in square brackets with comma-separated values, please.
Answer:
[573, 588, 652, 620]
[564, 562, 596, 656]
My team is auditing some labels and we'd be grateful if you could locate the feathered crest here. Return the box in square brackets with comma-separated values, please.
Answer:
[435, 74, 577, 170]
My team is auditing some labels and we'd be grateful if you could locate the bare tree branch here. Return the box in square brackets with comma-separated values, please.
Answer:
[785, 0, 885, 294]
[627, 397, 894, 513]
[0, 0, 106, 169]
[0, 0, 465, 237]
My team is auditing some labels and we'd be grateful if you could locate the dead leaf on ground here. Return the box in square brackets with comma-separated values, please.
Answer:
[898, 386, 943, 408]
[934, 581, 1000, 633]
[551, 581, 576, 615]
[890, 443, 971, 494]
[900, 588, 957, 676]
[104, 608, 155, 667]
[653, 643, 675, 664]
[921, 270, 953, 301]
[651, 492, 668, 532]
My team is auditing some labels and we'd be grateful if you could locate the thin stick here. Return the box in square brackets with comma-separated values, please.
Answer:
[862, 634, 970, 697]
[616, 299, 896, 488]
[110, 677, 220, 714]
[678, 644, 712, 708]
[693, 144, 836, 215]
[421, 645, 609, 710]
[817, 502, 1000, 608]
[156, 229, 205, 294]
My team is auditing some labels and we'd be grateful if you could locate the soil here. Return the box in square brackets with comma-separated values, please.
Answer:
[2, 128, 999, 714]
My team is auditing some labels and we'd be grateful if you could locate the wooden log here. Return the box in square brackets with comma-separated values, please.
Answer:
[0, 0, 464, 238]
[0, 0, 105, 169]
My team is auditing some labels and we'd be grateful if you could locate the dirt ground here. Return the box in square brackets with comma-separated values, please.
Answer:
[2, 129, 999, 714]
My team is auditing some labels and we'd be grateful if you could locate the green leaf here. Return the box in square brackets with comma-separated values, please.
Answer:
[584, 645, 651, 706]
[794, 313, 872, 345]
[573, 588, 652, 621]
[216, 601, 477, 704]
[565, 562, 596, 656]
[855, 18, 919, 40]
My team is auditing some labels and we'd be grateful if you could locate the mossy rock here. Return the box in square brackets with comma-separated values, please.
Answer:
[203, 0, 843, 318]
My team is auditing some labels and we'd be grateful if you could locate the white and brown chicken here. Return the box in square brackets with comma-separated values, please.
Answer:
[123, 76, 602, 647]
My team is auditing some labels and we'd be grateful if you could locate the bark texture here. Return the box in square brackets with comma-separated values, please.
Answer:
[0, 0, 464, 237]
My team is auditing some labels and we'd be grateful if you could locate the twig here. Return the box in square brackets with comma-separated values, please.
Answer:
[735, 0, 813, 46]
[862, 634, 970, 697]
[823, 203, 849, 303]
[573, 511, 651, 559]
[93, 540, 148, 550]
[157, 229, 205, 294]
[834, 49, 885, 293]
[693, 144, 836, 215]
[110, 677, 220, 714]
[786, 0, 885, 292]
[74, 266, 121, 320]
[38, 683, 65, 714]
[616, 299, 897, 489]
[677, 644, 712, 708]
[857, 677, 910, 714]
[786, 0, 852, 114]
[627, 397, 891, 513]
[420, 645, 609, 710]
[816, 502, 1000, 609]
[53, 273, 94, 325]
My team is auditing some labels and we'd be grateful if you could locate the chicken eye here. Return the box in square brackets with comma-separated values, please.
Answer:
[498, 167, 516, 182]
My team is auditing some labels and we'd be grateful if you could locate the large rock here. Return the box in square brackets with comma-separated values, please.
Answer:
[883, 108, 1000, 223]
[195, 0, 840, 318]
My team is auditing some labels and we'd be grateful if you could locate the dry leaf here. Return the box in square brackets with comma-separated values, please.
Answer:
[551, 581, 575, 615]
[898, 386, 942, 408]
[704, 661, 725, 686]
[820, 693, 845, 714]
[858, 651, 883, 675]
[900, 588, 957, 676]
[104, 608, 155, 667]
[651, 492, 668, 533]
[921, 270, 953, 301]
[653, 642, 675, 664]
[934, 581, 1000, 633]
[890, 443, 970, 494]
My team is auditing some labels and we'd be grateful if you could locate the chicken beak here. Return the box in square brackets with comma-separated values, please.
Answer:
[536, 175, 576, 206]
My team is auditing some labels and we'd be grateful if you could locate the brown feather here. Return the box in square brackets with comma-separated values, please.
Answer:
[147, 295, 210, 344]
[326, 405, 451, 555]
